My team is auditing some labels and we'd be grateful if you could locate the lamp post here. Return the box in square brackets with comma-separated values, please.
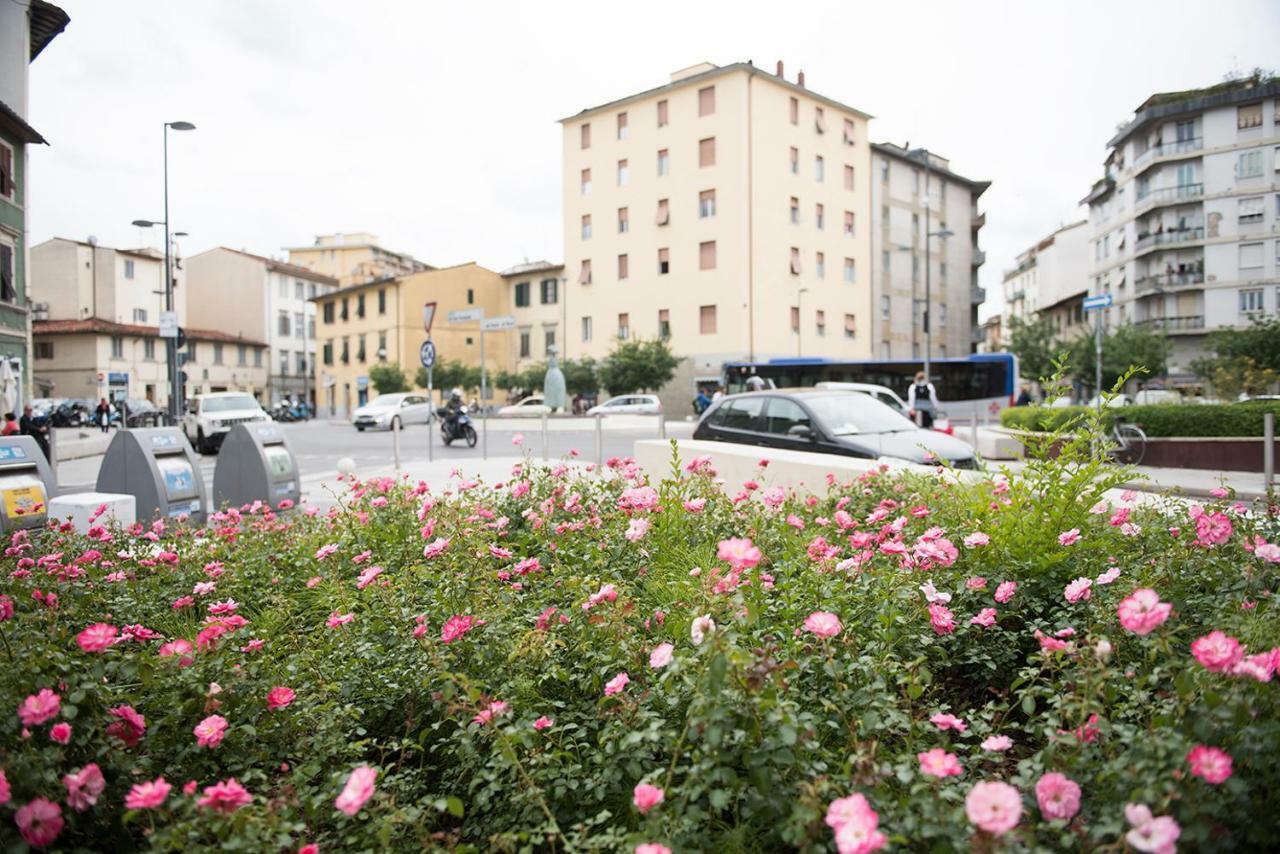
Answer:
[796, 288, 809, 357]
[922, 224, 952, 382]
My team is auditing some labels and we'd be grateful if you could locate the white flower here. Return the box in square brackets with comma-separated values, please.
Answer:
[691, 614, 716, 645]
[919, 581, 951, 604]
[1094, 638, 1113, 661]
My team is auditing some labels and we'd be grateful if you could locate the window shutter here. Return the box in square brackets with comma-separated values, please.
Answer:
[656, 199, 670, 225]
[579, 260, 592, 284]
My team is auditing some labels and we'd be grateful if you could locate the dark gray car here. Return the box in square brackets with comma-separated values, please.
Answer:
[693, 389, 978, 469]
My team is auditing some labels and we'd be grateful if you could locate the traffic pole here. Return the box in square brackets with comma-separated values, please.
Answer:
[1094, 309, 1103, 408]
[426, 362, 434, 463]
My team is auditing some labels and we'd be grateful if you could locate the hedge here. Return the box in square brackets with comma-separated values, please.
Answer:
[1001, 401, 1280, 438]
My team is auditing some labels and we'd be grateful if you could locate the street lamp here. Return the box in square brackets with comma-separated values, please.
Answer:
[922, 225, 953, 383]
[796, 288, 809, 357]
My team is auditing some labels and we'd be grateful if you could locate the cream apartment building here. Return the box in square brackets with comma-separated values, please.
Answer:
[286, 232, 431, 287]
[870, 144, 989, 360]
[1001, 220, 1090, 342]
[185, 247, 340, 408]
[502, 260, 565, 369]
[560, 61, 873, 404]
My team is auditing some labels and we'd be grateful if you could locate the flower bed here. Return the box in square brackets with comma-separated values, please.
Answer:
[1, 438, 1278, 851]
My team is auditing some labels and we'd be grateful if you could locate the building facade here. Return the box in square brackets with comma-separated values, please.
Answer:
[502, 261, 565, 370]
[1001, 220, 1090, 341]
[560, 61, 873, 406]
[0, 0, 67, 404]
[286, 232, 431, 287]
[185, 247, 339, 408]
[869, 144, 989, 360]
[1082, 74, 1280, 378]
[313, 263, 511, 416]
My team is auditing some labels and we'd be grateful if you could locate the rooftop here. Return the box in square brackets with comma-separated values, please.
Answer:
[871, 142, 990, 194]
[0, 99, 46, 145]
[29, 0, 70, 62]
[1108, 73, 1280, 148]
[33, 318, 267, 347]
[499, 260, 564, 278]
[200, 247, 340, 284]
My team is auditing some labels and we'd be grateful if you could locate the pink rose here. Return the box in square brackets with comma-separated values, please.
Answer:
[335, 765, 377, 816]
[198, 778, 253, 813]
[63, 763, 105, 812]
[981, 735, 1012, 752]
[649, 643, 674, 669]
[966, 780, 1023, 836]
[15, 797, 63, 848]
[918, 748, 963, 778]
[1125, 803, 1180, 852]
[825, 792, 887, 854]
[633, 782, 665, 813]
[969, 608, 998, 627]
[76, 622, 118, 653]
[1057, 528, 1081, 546]
[928, 603, 956, 635]
[604, 672, 630, 696]
[1063, 578, 1092, 603]
[125, 777, 172, 810]
[49, 722, 71, 744]
[993, 581, 1017, 603]
[804, 611, 842, 639]
[533, 716, 554, 730]
[963, 532, 990, 548]
[1035, 772, 1081, 821]
[1117, 588, 1172, 635]
[1186, 745, 1232, 784]
[929, 713, 967, 732]
[17, 688, 60, 727]
[635, 846, 672, 854]
[267, 686, 296, 711]
[193, 714, 229, 748]
[1191, 631, 1243, 672]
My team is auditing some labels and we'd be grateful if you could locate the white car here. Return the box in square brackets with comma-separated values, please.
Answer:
[587, 394, 662, 415]
[814, 382, 910, 417]
[352, 393, 433, 431]
[496, 395, 551, 416]
[183, 392, 271, 454]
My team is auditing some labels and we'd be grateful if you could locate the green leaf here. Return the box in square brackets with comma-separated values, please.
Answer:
[446, 796, 465, 818]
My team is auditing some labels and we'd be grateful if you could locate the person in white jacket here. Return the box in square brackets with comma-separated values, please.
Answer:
[906, 371, 940, 428]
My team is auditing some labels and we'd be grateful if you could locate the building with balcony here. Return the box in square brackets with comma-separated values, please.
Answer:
[1082, 72, 1280, 377]
[1000, 220, 1090, 341]
[285, 233, 432, 287]
[501, 261, 565, 370]
[869, 143, 989, 360]
[560, 60, 873, 408]
[185, 247, 340, 408]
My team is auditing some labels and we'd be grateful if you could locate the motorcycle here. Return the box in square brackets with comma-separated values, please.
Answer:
[437, 405, 477, 447]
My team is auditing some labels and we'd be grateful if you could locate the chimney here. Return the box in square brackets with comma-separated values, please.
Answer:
[797, 69, 805, 88]
[776, 60, 784, 78]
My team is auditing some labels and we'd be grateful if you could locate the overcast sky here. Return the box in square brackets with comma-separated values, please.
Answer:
[27, 0, 1278, 320]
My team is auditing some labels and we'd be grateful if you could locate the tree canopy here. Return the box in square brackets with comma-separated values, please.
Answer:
[598, 338, 680, 395]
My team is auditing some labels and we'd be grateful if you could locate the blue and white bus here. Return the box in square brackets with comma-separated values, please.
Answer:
[720, 352, 1020, 413]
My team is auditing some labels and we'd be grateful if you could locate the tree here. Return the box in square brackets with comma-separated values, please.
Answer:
[1192, 355, 1277, 400]
[1202, 316, 1280, 374]
[561, 357, 599, 396]
[1005, 315, 1063, 382]
[368, 362, 408, 394]
[1068, 323, 1170, 394]
[598, 338, 680, 395]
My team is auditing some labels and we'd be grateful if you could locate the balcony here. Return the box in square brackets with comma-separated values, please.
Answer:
[1137, 315, 1205, 333]
[970, 325, 986, 344]
[1135, 183, 1203, 210]
[971, 211, 986, 230]
[1134, 226, 1205, 253]
[1134, 270, 1205, 294]
[972, 249, 986, 267]
[1006, 288, 1025, 303]
[970, 285, 986, 305]
[1132, 137, 1204, 171]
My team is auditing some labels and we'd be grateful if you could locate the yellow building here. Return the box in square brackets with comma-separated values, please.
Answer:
[286, 232, 431, 287]
[560, 60, 874, 402]
[314, 263, 511, 416]
[501, 260, 566, 370]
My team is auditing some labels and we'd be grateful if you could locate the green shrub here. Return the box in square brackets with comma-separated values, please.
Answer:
[1002, 401, 1280, 438]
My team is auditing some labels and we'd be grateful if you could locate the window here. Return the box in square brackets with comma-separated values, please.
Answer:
[378, 288, 386, 314]
[0, 244, 12, 302]
[815, 310, 826, 336]
[843, 257, 856, 283]
[579, 260, 592, 284]
[814, 106, 825, 134]
[580, 123, 591, 149]
[700, 241, 717, 270]
[356, 335, 366, 363]
[1238, 103, 1263, 130]
[843, 314, 856, 339]
[238, 344, 247, 365]
[815, 252, 825, 278]
[581, 168, 591, 194]
[544, 327, 556, 354]
[540, 279, 558, 304]
[295, 312, 305, 337]
[356, 294, 365, 318]
[187, 341, 197, 362]
[790, 147, 799, 174]
[340, 338, 349, 363]
[880, 295, 890, 318]
[278, 278, 288, 298]
[581, 214, 592, 240]
[699, 137, 716, 167]
[617, 112, 628, 140]
[912, 254, 920, 282]
[656, 198, 670, 226]
[881, 159, 889, 182]
[699, 189, 716, 218]
[467, 288, 474, 305]
[142, 339, 154, 360]
[763, 398, 811, 436]
[939, 304, 948, 326]
[618, 207, 629, 233]
[213, 342, 224, 364]
[940, 261, 947, 280]
[0, 141, 12, 200]
[790, 306, 800, 333]
[658, 247, 670, 275]
[278, 311, 291, 336]
[1239, 195, 1264, 224]
[844, 164, 855, 191]
[699, 304, 717, 334]
[298, 352, 308, 373]
[843, 211, 856, 236]
[881, 249, 890, 270]
[280, 349, 290, 375]
[789, 97, 799, 125]
[815, 155, 824, 181]
[1238, 150, 1263, 178]
[843, 118, 855, 145]
[308, 283, 316, 299]
[657, 99, 668, 127]
[658, 309, 670, 339]
[132, 308, 147, 323]
[618, 253, 630, 280]
[790, 197, 800, 224]
[323, 302, 334, 323]
[581, 316, 593, 342]
[1239, 242, 1264, 269]
[519, 330, 531, 358]
[657, 149, 669, 176]
[881, 341, 891, 359]
[714, 396, 764, 431]
[617, 159, 629, 186]
[815, 203, 825, 229]
[121, 259, 135, 280]
[617, 312, 630, 340]
[515, 281, 530, 307]
[32, 340, 53, 360]
[295, 281, 305, 300]
[698, 86, 716, 116]
[1239, 288, 1264, 313]
[789, 247, 801, 275]
[253, 347, 262, 367]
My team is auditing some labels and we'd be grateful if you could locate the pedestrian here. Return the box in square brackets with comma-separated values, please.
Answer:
[745, 374, 766, 392]
[19, 404, 50, 463]
[1015, 385, 1033, 407]
[712, 386, 726, 402]
[1, 412, 18, 436]
[693, 388, 712, 414]
[95, 397, 112, 432]
[906, 371, 939, 429]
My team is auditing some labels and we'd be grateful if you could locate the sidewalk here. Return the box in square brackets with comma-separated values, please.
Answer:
[299, 456, 568, 508]
[997, 460, 1270, 501]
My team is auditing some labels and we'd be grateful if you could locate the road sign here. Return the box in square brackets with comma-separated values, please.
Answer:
[158, 311, 179, 337]
[1083, 294, 1113, 311]
[447, 308, 484, 323]
[481, 315, 516, 331]
[419, 340, 437, 369]
[423, 302, 437, 332]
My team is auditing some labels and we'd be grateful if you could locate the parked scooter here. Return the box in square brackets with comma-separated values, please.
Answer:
[437, 405, 478, 447]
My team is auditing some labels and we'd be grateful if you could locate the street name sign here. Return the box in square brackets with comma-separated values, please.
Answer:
[447, 308, 484, 323]
[481, 315, 516, 331]
[1082, 294, 1113, 311]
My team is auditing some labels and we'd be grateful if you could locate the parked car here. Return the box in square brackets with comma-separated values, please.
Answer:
[183, 392, 270, 453]
[587, 394, 662, 415]
[693, 389, 978, 469]
[496, 395, 550, 416]
[814, 382, 910, 417]
[352, 392, 433, 432]
[1086, 394, 1132, 408]
[116, 398, 166, 428]
[1133, 389, 1182, 406]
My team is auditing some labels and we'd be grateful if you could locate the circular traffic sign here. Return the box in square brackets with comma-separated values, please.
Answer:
[419, 340, 437, 369]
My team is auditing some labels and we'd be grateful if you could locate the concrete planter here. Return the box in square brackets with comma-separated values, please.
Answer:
[998, 427, 1274, 472]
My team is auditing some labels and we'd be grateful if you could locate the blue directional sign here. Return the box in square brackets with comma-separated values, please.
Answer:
[419, 340, 437, 369]
[1082, 293, 1113, 311]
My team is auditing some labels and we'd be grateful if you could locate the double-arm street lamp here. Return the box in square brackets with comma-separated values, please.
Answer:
[132, 120, 195, 422]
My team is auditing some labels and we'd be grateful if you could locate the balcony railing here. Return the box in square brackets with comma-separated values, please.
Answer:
[1134, 226, 1205, 252]
[1135, 183, 1204, 207]
[1137, 315, 1205, 332]
[971, 211, 986, 229]
[972, 249, 986, 266]
[1132, 137, 1204, 170]
[1134, 270, 1205, 293]
[970, 285, 986, 305]
[970, 326, 986, 344]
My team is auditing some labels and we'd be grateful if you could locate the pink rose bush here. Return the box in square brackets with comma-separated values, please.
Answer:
[0, 431, 1275, 850]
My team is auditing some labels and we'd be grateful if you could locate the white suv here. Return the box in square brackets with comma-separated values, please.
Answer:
[183, 392, 270, 454]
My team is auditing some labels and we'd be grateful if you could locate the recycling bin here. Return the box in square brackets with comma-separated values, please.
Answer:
[212, 422, 300, 511]
[0, 436, 57, 531]
[96, 427, 206, 524]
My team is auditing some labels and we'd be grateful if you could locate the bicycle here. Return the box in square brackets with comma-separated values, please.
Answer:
[1109, 417, 1147, 466]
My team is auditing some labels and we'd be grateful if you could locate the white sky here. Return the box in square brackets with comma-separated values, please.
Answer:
[27, 0, 1279, 321]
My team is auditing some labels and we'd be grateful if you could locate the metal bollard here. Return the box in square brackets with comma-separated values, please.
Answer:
[594, 412, 603, 467]
[971, 403, 979, 449]
[1265, 412, 1275, 493]
[659, 411, 666, 440]
[392, 415, 401, 472]
[541, 411, 549, 462]
[426, 411, 433, 463]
